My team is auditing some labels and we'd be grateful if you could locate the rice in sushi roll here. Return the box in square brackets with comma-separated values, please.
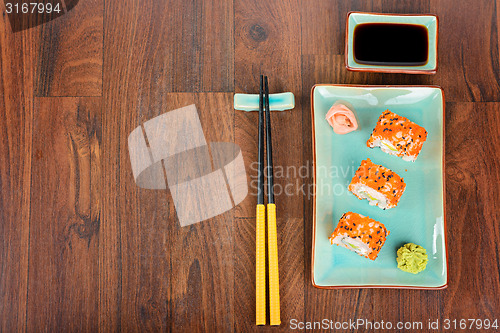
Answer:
[329, 212, 389, 260]
[367, 110, 428, 162]
[348, 159, 406, 209]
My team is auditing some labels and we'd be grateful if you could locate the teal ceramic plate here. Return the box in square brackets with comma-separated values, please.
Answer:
[311, 85, 447, 289]
[346, 12, 438, 74]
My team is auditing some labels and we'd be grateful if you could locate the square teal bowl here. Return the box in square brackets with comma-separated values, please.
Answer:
[345, 12, 438, 74]
[311, 84, 447, 289]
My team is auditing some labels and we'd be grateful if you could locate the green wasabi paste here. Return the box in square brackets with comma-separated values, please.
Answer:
[396, 243, 428, 274]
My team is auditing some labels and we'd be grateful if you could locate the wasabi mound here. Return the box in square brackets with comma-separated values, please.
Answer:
[396, 243, 428, 274]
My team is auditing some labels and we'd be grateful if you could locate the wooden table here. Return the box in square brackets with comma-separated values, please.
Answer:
[1, 0, 499, 331]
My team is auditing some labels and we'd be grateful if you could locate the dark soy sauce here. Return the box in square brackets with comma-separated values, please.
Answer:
[353, 23, 429, 66]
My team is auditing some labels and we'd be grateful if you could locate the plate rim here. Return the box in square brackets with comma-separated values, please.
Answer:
[344, 11, 439, 74]
[310, 83, 448, 290]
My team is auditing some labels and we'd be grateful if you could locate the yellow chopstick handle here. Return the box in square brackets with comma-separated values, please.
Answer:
[267, 203, 280, 326]
[255, 204, 266, 325]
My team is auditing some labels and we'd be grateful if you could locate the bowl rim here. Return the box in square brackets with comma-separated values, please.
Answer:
[310, 83, 448, 289]
[344, 11, 439, 74]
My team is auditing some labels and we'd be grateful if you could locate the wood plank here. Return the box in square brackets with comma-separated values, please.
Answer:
[161, 93, 236, 332]
[234, 0, 305, 330]
[101, 22, 171, 330]
[117, 178, 171, 332]
[35, 0, 103, 96]
[431, 0, 500, 101]
[100, 2, 134, 328]
[101, 92, 237, 331]
[26, 97, 101, 331]
[0, 11, 36, 333]
[103, 0, 233, 94]
[441, 102, 499, 320]
[100, 143, 172, 332]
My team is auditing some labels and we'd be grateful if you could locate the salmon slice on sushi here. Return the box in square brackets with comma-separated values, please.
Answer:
[367, 110, 428, 162]
[348, 159, 406, 209]
[329, 212, 389, 260]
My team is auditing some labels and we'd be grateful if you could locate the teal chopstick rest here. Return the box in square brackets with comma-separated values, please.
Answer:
[234, 92, 295, 111]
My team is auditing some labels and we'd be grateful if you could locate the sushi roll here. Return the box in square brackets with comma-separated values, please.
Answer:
[367, 110, 428, 162]
[348, 159, 406, 209]
[329, 212, 389, 260]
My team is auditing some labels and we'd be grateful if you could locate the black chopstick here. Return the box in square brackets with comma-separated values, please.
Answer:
[263, 76, 280, 325]
[255, 75, 267, 325]
[264, 76, 274, 203]
[257, 75, 265, 205]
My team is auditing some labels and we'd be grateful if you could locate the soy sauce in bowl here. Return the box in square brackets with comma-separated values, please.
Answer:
[353, 23, 429, 66]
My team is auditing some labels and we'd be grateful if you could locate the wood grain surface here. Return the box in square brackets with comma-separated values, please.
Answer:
[27, 97, 101, 331]
[0, 0, 499, 332]
[0, 9, 36, 333]
[35, 0, 103, 96]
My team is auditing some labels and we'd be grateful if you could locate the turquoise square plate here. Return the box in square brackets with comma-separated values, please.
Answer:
[346, 12, 438, 74]
[311, 84, 447, 289]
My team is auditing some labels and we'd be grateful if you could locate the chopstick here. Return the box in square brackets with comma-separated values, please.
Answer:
[264, 76, 281, 326]
[255, 76, 281, 326]
[255, 75, 266, 326]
